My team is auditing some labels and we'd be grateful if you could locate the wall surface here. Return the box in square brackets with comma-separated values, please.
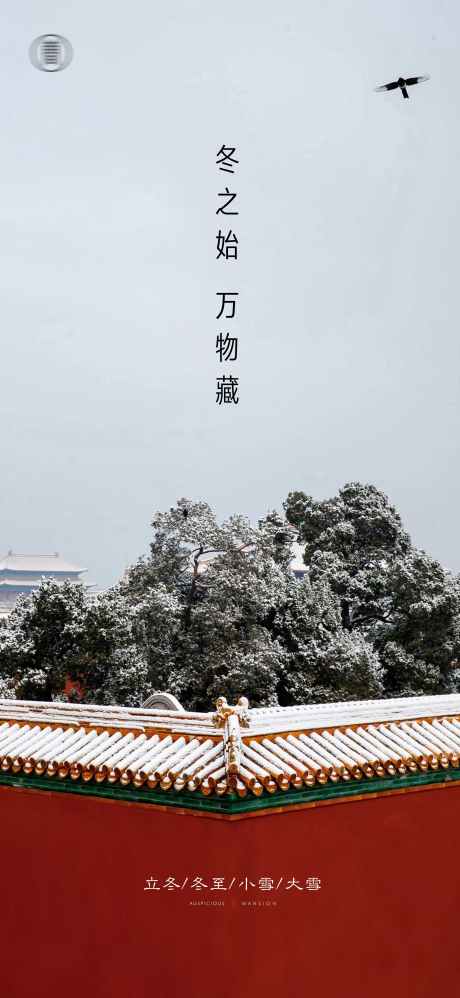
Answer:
[1, 782, 459, 998]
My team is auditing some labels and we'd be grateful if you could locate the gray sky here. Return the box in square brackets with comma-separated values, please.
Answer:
[0, 0, 459, 587]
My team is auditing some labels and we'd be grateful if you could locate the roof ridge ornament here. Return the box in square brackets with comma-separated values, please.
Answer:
[212, 696, 250, 728]
[213, 696, 250, 780]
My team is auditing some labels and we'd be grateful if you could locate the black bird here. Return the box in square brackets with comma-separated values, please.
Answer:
[183, 508, 188, 519]
[374, 74, 430, 99]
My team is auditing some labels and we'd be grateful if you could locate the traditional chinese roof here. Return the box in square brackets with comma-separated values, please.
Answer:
[0, 553, 86, 575]
[0, 579, 74, 588]
[0, 551, 87, 575]
[1, 692, 460, 817]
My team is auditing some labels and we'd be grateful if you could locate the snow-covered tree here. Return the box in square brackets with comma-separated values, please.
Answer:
[0, 579, 144, 704]
[1, 486, 458, 709]
[121, 498, 387, 709]
[273, 575, 384, 704]
[285, 482, 460, 696]
[124, 501, 291, 708]
[0, 579, 90, 700]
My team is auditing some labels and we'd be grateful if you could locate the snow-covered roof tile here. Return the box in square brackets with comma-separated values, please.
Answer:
[0, 693, 460, 811]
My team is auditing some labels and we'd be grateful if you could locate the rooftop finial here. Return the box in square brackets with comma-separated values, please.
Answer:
[213, 697, 250, 778]
[213, 695, 250, 728]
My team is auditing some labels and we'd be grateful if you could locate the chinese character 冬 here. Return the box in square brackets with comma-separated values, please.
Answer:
[216, 375, 239, 405]
[216, 145, 238, 174]
[216, 333, 238, 362]
[216, 229, 238, 260]
[216, 292, 239, 319]
[162, 876, 187, 891]
[190, 876, 208, 891]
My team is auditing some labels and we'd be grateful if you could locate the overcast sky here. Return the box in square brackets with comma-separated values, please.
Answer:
[0, 0, 459, 587]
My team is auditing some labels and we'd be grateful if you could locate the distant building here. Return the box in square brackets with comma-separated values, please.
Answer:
[188, 537, 308, 580]
[289, 542, 308, 580]
[0, 551, 87, 616]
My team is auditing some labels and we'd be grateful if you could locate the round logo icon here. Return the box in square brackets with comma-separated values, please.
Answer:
[29, 35, 73, 72]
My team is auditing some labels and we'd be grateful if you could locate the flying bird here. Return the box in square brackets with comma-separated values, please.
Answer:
[374, 74, 430, 99]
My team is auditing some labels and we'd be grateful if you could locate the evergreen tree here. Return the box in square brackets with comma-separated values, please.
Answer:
[285, 482, 460, 696]
[0, 580, 90, 700]
[0, 486, 458, 709]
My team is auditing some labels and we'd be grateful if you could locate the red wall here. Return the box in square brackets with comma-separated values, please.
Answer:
[1, 783, 460, 997]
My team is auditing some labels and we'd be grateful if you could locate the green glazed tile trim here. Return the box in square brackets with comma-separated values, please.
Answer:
[1, 767, 460, 816]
